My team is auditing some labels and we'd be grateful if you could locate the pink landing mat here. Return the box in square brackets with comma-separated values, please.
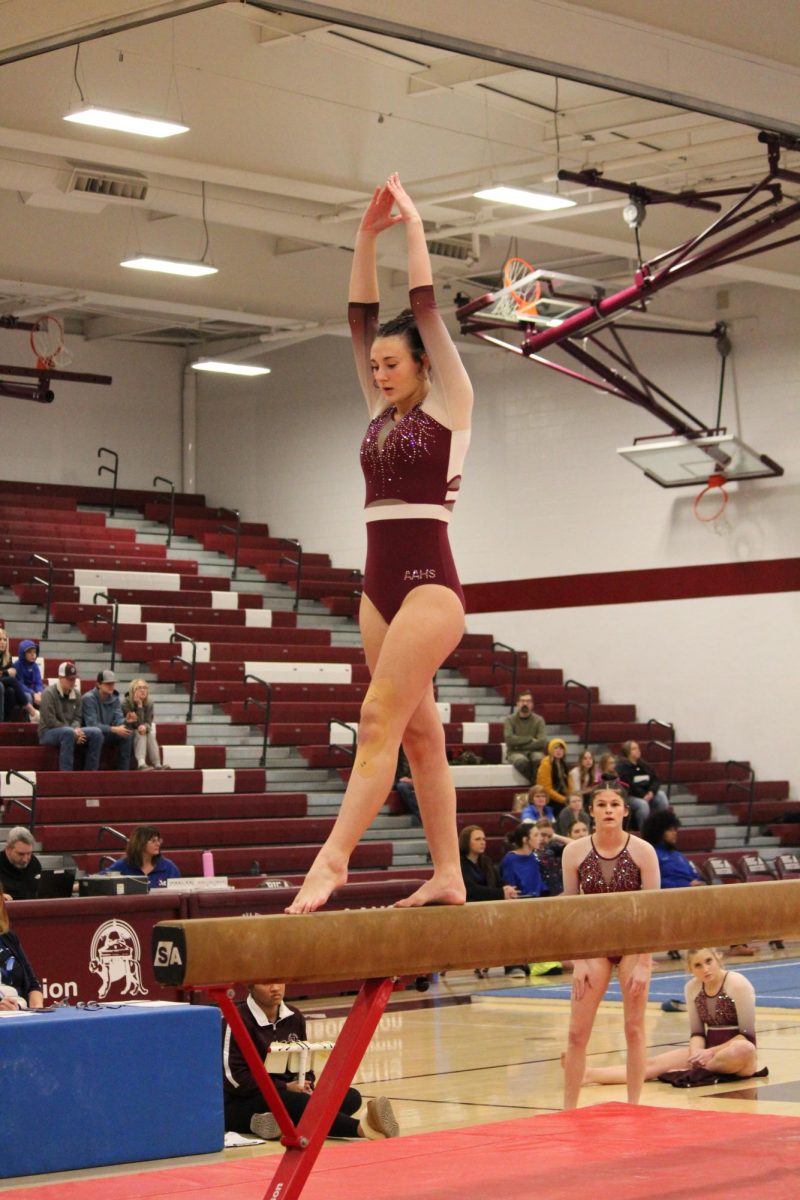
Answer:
[9, 1102, 800, 1200]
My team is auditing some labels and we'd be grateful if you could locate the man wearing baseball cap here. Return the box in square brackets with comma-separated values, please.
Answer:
[82, 670, 133, 770]
[38, 662, 103, 771]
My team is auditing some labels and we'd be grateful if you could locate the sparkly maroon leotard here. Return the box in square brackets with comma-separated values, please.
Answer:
[349, 285, 472, 624]
[694, 975, 756, 1048]
[577, 836, 642, 964]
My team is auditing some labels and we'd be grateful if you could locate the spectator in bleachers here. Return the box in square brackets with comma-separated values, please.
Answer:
[641, 810, 704, 888]
[123, 678, 165, 770]
[557, 793, 592, 837]
[0, 894, 43, 1009]
[102, 825, 180, 889]
[393, 747, 420, 825]
[82, 670, 133, 770]
[503, 691, 548, 782]
[597, 751, 620, 782]
[535, 818, 564, 895]
[500, 823, 544, 898]
[518, 783, 556, 824]
[568, 820, 590, 839]
[535, 738, 570, 813]
[616, 740, 670, 831]
[0, 629, 38, 721]
[14, 639, 44, 719]
[39, 661, 103, 771]
[0, 826, 42, 901]
[459, 825, 518, 903]
[568, 749, 599, 805]
[222, 982, 399, 1140]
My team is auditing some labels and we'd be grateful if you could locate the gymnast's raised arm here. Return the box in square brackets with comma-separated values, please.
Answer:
[348, 183, 400, 416]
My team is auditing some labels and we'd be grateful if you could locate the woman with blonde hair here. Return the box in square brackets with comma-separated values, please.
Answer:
[123, 678, 164, 769]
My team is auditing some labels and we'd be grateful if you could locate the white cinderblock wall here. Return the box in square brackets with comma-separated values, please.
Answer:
[195, 282, 799, 787]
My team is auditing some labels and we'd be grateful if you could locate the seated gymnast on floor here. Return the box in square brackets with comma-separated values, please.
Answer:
[578, 946, 767, 1088]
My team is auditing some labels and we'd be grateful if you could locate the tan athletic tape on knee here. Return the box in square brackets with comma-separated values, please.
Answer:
[355, 679, 394, 778]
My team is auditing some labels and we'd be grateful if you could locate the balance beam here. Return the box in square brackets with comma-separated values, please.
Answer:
[152, 880, 800, 988]
[152, 882, 800, 1200]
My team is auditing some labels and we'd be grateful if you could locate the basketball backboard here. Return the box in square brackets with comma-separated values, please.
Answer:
[617, 433, 784, 487]
[469, 267, 607, 328]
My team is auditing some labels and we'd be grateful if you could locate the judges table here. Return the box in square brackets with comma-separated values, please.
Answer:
[0, 1001, 223, 1178]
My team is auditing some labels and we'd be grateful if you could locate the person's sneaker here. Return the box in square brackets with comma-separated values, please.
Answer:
[249, 1111, 281, 1140]
[661, 999, 687, 1013]
[362, 1097, 399, 1140]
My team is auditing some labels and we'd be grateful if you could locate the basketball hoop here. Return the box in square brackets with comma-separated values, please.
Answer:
[503, 257, 542, 318]
[693, 471, 728, 523]
[29, 315, 73, 370]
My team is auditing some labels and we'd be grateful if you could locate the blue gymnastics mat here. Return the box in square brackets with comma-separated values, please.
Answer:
[482, 958, 800, 1008]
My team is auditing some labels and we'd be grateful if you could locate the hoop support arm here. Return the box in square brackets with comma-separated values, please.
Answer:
[0, 363, 112, 384]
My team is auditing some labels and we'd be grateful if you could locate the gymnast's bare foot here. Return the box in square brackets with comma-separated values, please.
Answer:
[394, 874, 466, 908]
[286, 852, 348, 913]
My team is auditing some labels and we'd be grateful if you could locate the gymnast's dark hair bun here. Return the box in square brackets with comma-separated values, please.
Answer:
[376, 308, 425, 364]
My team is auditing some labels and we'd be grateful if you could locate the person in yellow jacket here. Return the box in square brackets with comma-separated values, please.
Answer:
[535, 737, 570, 811]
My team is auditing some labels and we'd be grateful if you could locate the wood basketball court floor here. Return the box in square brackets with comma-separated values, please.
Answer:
[4, 951, 800, 1197]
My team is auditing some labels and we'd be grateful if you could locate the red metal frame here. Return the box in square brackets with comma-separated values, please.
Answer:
[457, 134, 800, 443]
[208, 975, 396, 1200]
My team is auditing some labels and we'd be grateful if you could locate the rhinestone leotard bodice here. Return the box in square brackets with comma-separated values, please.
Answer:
[696, 979, 739, 1028]
[577, 837, 642, 894]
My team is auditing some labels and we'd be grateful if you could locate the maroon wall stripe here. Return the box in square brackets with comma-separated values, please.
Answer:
[463, 558, 800, 614]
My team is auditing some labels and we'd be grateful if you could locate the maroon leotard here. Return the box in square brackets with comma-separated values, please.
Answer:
[577, 836, 642, 964]
[694, 974, 756, 1047]
[349, 285, 472, 624]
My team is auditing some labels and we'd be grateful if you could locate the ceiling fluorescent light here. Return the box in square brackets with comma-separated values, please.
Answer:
[191, 361, 271, 377]
[120, 255, 218, 277]
[64, 107, 189, 138]
[474, 186, 575, 211]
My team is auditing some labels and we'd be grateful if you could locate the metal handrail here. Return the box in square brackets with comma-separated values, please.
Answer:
[278, 538, 303, 613]
[244, 673, 272, 768]
[153, 475, 176, 548]
[218, 506, 241, 581]
[724, 759, 757, 846]
[327, 718, 357, 760]
[565, 679, 593, 748]
[29, 554, 53, 639]
[98, 825, 128, 845]
[97, 447, 119, 516]
[92, 591, 119, 671]
[4, 770, 37, 833]
[646, 717, 676, 800]
[491, 641, 519, 711]
[169, 632, 197, 722]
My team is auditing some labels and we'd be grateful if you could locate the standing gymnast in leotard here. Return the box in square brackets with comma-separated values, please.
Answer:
[288, 174, 472, 915]
[560, 785, 660, 1108]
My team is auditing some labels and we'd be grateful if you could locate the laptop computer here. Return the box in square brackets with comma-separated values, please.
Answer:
[36, 868, 76, 899]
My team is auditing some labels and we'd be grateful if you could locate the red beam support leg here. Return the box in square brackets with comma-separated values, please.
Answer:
[263, 976, 396, 1200]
